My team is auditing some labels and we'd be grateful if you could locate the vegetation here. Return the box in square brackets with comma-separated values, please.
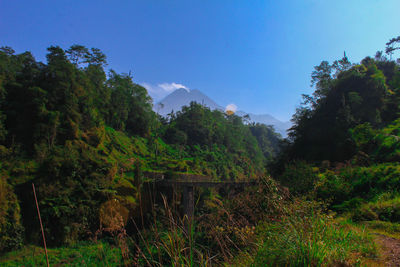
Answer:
[252, 201, 376, 266]
[0, 44, 281, 263]
[267, 36, 400, 265]
[0, 242, 123, 266]
[1, 35, 400, 266]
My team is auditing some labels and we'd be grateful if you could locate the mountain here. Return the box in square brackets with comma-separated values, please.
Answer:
[154, 89, 291, 136]
[236, 111, 292, 136]
[154, 88, 224, 115]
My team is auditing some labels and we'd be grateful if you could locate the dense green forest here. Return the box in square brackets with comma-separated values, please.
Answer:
[276, 37, 400, 196]
[1, 35, 400, 266]
[0, 44, 280, 261]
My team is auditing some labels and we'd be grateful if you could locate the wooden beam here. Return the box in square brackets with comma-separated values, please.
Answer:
[156, 180, 257, 188]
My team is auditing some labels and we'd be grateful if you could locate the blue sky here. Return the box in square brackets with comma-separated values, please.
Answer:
[1, 0, 399, 121]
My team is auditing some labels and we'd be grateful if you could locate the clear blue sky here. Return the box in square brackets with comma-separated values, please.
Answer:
[1, 0, 399, 121]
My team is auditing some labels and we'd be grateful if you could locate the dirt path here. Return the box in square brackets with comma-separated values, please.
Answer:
[373, 233, 400, 266]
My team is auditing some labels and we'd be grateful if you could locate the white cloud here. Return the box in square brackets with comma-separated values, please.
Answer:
[141, 82, 190, 102]
[159, 82, 189, 92]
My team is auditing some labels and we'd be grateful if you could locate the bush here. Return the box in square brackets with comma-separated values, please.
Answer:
[353, 197, 400, 222]
[314, 164, 400, 213]
[278, 161, 318, 195]
[332, 197, 364, 213]
[315, 170, 352, 206]
[0, 173, 24, 253]
[352, 205, 379, 221]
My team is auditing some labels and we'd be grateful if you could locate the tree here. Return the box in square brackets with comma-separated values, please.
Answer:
[66, 44, 89, 66]
[106, 70, 155, 136]
[332, 52, 352, 77]
[249, 123, 281, 159]
[85, 48, 107, 67]
[285, 52, 393, 162]
[310, 60, 333, 103]
[385, 36, 400, 59]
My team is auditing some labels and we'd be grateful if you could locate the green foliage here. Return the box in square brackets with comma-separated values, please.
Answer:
[0, 44, 160, 248]
[357, 119, 400, 162]
[363, 220, 400, 235]
[32, 140, 113, 246]
[285, 45, 400, 163]
[106, 71, 155, 136]
[347, 119, 400, 165]
[0, 45, 156, 153]
[278, 161, 318, 195]
[271, 38, 400, 244]
[0, 172, 24, 252]
[249, 123, 281, 160]
[312, 163, 400, 210]
[252, 201, 376, 266]
[161, 102, 276, 180]
[0, 242, 123, 266]
[353, 196, 400, 222]
[0, 44, 283, 261]
[315, 170, 353, 206]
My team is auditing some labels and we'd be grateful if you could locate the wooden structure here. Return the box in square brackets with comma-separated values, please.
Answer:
[150, 173, 256, 223]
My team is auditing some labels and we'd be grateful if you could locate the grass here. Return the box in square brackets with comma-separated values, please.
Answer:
[0, 241, 123, 267]
[3, 178, 385, 266]
[357, 220, 400, 240]
[131, 195, 212, 267]
[250, 201, 377, 266]
[339, 219, 400, 266]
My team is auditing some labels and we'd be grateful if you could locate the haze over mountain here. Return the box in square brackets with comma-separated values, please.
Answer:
[154, 88, 221, 115]
[154, 88, 291, 136]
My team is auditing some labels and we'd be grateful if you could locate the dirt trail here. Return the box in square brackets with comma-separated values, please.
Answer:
[373, 233, 400, 266]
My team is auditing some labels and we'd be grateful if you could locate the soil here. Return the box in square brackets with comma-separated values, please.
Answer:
[374, 233, 400, 266]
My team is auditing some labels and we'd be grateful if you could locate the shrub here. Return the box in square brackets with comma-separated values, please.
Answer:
[0, 173, 24, 253]
[352, 205, 379, 221]
[353, 197, 400, 222]
[315, 170, 352, 206]
[332, 197, 364, 213]
[278, 161, 318, 195]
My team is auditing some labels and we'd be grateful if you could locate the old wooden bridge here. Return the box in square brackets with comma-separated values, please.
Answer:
[142, 172, 257, 223]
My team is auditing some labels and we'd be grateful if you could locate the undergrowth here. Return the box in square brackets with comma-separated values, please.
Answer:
[251, 200, 377, 266]
[0, 242, 123, 266]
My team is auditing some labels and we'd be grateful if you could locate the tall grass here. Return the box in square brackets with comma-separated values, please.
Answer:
[131, 195, 212, 266]
[131, 177, 282, 266]
[252, 200, 377, 266]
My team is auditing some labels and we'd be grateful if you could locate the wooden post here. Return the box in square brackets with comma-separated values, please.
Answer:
[32, 183, 49, 267]
[183, 185, 194, 228]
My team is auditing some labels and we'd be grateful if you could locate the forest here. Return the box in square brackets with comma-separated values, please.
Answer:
[0, 35, 400, 266]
